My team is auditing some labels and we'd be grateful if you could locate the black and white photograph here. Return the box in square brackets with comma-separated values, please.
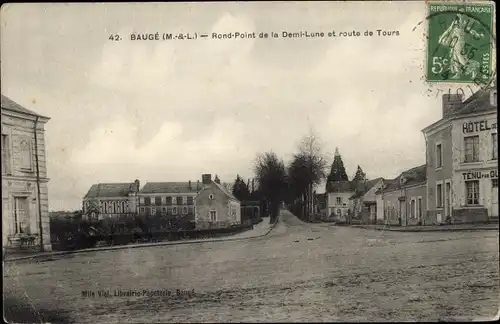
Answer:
[1, 1, 498, 322]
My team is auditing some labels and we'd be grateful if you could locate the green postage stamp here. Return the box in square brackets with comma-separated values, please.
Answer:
[426, 2, 495, 84]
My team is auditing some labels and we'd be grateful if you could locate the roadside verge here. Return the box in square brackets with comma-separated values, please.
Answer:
[4, 215, 280, 263]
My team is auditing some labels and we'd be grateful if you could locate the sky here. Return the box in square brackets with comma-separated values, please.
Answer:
[1, 2, 489, 211]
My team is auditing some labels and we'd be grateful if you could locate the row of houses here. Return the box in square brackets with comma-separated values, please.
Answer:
[318, 84, 498, 226]
[81, 174, 259, 229]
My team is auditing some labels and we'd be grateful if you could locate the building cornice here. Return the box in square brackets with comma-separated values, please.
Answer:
[2, 175, 50, 182]
[422, 109, 497, 135]
[1, 108, 50, 123]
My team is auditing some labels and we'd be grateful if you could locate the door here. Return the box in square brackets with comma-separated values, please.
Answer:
[492, 179, 499, 217]
[445, 182, 451, 220]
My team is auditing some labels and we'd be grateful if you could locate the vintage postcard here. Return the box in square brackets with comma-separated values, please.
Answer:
[1, 1, 498, 323]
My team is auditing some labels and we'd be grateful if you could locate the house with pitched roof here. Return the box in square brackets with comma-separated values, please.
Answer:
[195, 174, 241, 229]
[82, 180, 140, 220]
[376, 165, 427, 226]
[2, 95, 52, 251]
[325, 181, 354, 223]
[423, 84, 497, 224]
[138, 180, 199, 225]
[349, 177, 390, 224]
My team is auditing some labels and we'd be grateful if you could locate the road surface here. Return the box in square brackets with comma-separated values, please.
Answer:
[4, 211, 499, 322]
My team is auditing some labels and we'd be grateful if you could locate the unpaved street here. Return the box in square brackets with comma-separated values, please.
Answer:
[4, 211, 499, 322]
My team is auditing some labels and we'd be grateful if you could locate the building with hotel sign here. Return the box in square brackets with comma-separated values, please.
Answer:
[422, 84, 498, 224]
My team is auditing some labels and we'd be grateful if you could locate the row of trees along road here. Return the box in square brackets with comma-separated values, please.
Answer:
[251, 129, 368, 222]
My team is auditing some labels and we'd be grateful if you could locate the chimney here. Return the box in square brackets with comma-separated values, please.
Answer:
[202, 174, 212, 185]
[196, 180, 200, 190]
[134, 179, 140, 192]
[442, 94, 463, 118]
[188, 180, 192, 191]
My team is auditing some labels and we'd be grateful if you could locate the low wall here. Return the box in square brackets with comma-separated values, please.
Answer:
[52, 224, 254, 251]
[452, 208, 489, 224]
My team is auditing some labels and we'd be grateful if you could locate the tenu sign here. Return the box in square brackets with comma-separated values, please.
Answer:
[462, 170, 498, 180]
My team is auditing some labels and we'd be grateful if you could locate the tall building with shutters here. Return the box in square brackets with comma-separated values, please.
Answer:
[423, 84, 498, 224]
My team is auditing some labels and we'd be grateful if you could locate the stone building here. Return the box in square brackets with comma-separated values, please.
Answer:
[82, 180, 140, 220]
[349, 177, 388, 224]
[137, 180, 199, 226]
[325, 181, 353, 223]
[1, 95, 52, 251]
[422, 85, 498, 224]
[376, 165, 427, 226]
[195, 174, 241, 229]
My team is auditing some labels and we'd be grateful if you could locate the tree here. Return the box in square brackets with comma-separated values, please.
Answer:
[352, 165, 367, 181]
[289, 130, 328, 221]
[326, 147, 349, 191]
[214, 175, 221, 184]
[232, 174, 250, 201]
[254, 151, 287, 222]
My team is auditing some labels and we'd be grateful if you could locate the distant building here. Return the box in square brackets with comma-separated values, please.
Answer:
[376, 165, 427, 226]
[82, 180, 140, 220]
[195, 174, 241, 229]
[422, 84, 497, 224]
[2, 95, 52, 251]
[349, 178, 388, 224]
[138, 180, 199, 224]
[326, 181, 353, 223]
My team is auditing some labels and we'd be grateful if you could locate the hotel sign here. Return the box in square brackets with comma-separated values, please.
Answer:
[462, 170, 498, 180]
[462, 120, 497, 134]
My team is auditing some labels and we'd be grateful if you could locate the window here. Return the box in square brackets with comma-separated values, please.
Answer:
[492, 179, 498, 188]
[337, 209, 341, 216]
[336, 197, 342, 205]
[166, 197, 172, 205]
[150, 207, 156, 216]
[2, 134, 11, 174]
[139, 197, 145, 205]
[116, 201, 121, 213]
[144, 197, 151, 206]
[493, 133, 498, 160]
[172, 207, 177, 215]
[19, 139, 32, 170]
[176, 197, 182, 205]
[162, 207, 167, 213]
[466, 180, 480, 205]
[187, 196, 194, 205]
[210, 210, 217, 221]
[140, 207, 145, 213]
[182, 196, 187, 205]
[151, 197, 155, 206]
[231, 208, 236, 220]
[436, 143, 443, 168]
[155, 197, 161, 205]
[121, 201, 126, 213]
[183, 206, 188, 214]
[464, 136, 479, 162]
[209, 194, 215, 200]
[13, 197, 29, 234]
[436, 184, 443, 208]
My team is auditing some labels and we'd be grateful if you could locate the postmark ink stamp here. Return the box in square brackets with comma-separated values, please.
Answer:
[426, 2, 495, 85]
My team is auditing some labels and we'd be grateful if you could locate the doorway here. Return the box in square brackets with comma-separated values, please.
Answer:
[492, 179, 499, 217]
[445, 181, 451, 222]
